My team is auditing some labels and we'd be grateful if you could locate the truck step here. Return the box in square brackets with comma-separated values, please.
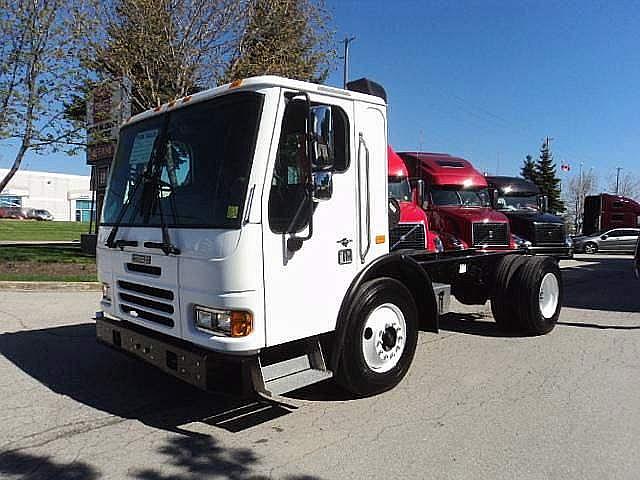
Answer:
[432, 282, 451, 315]
[252, 338, 332, 397]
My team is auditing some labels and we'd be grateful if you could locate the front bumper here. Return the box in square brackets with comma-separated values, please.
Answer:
[95, 315, 255, 395]
[526, 245, 573, 258]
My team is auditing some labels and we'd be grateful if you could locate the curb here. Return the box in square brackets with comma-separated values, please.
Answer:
[0, 281, 101, 292]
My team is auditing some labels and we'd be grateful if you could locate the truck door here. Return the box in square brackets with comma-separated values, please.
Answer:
[261, 95, 359, 346]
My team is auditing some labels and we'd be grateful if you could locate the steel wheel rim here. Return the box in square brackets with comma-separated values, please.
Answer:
[539, 272, 559, 319]
[361, 303, 406, 373]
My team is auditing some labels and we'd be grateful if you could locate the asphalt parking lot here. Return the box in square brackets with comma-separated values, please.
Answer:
[0, 254, 639, 479]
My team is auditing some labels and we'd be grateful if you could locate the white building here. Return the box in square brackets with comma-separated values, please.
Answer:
[0, 169, 93, 221]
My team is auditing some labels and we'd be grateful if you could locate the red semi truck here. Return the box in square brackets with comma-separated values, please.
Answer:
[397, 152, 515, 252]
[583, 193, 640, 235]
[387, 147, 443, 252]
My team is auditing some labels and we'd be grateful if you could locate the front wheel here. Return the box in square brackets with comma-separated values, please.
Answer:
[337, 277, 419, 397]
[584, 242, 597, 254]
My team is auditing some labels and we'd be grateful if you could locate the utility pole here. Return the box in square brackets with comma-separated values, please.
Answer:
[615, 167, 622, 194]
[341, 36, 356, 88]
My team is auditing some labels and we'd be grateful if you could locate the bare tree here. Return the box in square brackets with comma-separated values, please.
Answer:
[606, 170, 640, 199]
[0, 0, 87, 194]
[563, 169, 599, 234]
[80, 0, 243, 114]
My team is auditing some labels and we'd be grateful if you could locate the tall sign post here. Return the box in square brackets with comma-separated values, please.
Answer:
[83, 79, 132, 253]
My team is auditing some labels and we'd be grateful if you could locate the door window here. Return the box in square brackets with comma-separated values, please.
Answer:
[268, 99, 349, 234]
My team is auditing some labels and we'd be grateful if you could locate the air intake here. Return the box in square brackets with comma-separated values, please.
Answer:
[346, 78, 387, 102]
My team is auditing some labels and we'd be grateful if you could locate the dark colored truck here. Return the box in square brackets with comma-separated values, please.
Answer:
[583, 193, 640, 235]
[486, 176, 572, 258]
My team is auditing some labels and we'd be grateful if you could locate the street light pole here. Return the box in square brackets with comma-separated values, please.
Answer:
[341, 36, 356, 88]
[615, 167, 622, 194]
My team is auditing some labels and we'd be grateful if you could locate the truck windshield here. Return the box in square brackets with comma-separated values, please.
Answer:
[431, 187, 490, 207]
[102, 91, 263, 229]
[497, 194, 538, 211]
[388, 176, 412, 202]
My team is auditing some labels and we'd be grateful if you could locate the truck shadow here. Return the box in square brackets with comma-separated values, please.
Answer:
[438, 313, 522, 338]
[561, 256, 640, 313]
[0, 323, 294, 435]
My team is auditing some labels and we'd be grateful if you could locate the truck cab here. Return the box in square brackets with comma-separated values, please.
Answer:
[94, 76, 563, 399]
[398, 152, 514, 251]
[486, 176, 572, 257]
[387, 146, 442, 252]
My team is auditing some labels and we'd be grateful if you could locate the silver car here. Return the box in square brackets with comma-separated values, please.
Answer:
[573, 227, 640, 254]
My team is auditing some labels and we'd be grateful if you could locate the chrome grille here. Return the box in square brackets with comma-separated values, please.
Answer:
[472, 222, 509, 246]
[117, 280, 175, 327]
[390, 223, 426, 250]
[533, 223, 565, 245]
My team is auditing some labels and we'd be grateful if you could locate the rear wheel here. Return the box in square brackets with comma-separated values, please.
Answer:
[584, 242, 597, 254]
[490, 255, 528, 331]
[337, 277, 419, 397]
[511, 256, 562, 335]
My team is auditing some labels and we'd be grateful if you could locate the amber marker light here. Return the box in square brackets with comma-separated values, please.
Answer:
[229, 79, 243, 89]
[375, 235, 386, 244]
[230, 311, 253, 337]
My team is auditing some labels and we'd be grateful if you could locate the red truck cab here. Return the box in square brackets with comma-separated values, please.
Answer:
[398, 152, 514, 251]
[388, 147, 443, 252]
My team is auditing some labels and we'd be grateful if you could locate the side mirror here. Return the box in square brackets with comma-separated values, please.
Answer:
[539, 195, 549, 213]
[410, 178, 427, 208]
[601, 235, 608, 240]
[489, 188, 499, 209]
[312, 170, 333, 202]
[310, 106, 334, 170]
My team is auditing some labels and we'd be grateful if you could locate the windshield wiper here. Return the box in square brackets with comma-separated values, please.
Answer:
[143, 157, 181, 256]
[105, 167, 152, 249]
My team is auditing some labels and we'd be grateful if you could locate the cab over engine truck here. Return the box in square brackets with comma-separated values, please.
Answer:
[387, 146, 443, 253]
[95, 76, 563, 398]
[486, 176, 572, 258]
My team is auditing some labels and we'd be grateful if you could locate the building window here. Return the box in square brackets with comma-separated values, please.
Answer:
[75, 199, 95, 222]
[0, 195, 22, 207]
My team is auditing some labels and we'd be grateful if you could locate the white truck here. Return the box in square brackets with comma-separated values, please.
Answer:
[95, 76, 563, 397]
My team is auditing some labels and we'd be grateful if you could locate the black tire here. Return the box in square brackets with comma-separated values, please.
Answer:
[584, 242, 598, 254]
[510, 256, 562, 335]
[490, 254, 529, 331]
[336, 277, 419, 397]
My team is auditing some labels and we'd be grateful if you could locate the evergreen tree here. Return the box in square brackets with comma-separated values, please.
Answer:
[225, 0, 335, 83]
[535, 138, 564, 212]
[520, 154, 537, 183]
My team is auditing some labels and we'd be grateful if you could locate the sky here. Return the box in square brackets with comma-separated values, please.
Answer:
[2, 0, 639, 187]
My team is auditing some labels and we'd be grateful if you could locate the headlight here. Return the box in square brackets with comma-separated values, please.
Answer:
[101, 283, 111, 302]
[194, 306, 253, 337]
[433, 235, 444, 253]
[512, 234, 532, 248]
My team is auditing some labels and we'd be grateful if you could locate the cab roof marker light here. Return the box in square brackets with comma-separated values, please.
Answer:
[229, 79, 243, 89]
[181, 96, 192, 103]
[168, 100, 176, 108]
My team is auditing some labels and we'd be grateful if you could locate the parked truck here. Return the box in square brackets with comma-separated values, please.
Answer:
[486, 176, 572, 258]
[95, 76, 563, 398]
[397, 151, 515, 252]
[582, 193, 640, 235]
[387, 146, 443, 253]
